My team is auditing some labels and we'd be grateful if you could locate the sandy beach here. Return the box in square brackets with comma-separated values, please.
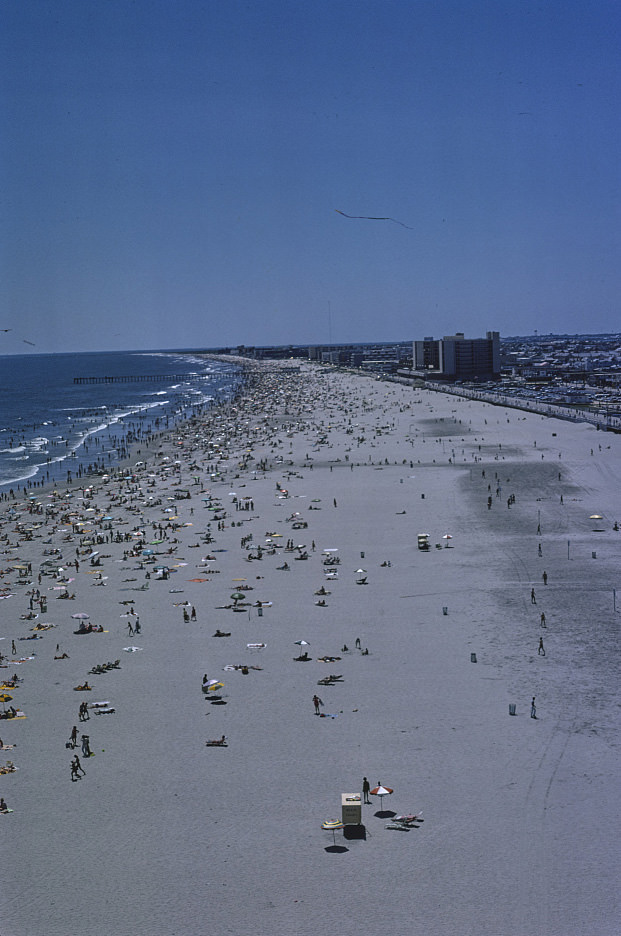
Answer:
[1, 361, 619, 936]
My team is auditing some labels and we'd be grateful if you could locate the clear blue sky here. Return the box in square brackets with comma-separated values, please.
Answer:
[1, 0, 619, 353]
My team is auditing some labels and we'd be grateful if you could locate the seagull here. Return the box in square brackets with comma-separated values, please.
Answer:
[335, 209, 413, 230]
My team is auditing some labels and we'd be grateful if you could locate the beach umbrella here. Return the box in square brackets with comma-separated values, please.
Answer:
[205, 680, 224, 692]
[294, 640, 310, 647]
[589, 515, 603, 519]
[370, 785, 393, 810]
[0, 693, 13, 711]
[321, 819, 344, 846]
[71, 612, 90, 620]
[230, 591, 245, 604]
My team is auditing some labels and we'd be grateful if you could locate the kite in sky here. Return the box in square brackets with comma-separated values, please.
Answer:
[1, 329, 35, 346]
[335, 209, 413, 230]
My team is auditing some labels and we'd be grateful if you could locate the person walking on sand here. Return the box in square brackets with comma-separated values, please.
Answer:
[72, 754, 86, 777]
[127, 620, 134, 636]
[540, 611, 546, 627]
[542, 571, 548, 585]
[11, 640, 16, 656]
[191, 606, 196, 621]
[531, 697, 537, 719]
[313, 695, 323, 715]
[538, 637, 545, 656]
[70, 725, 79, 748]
[362, 777, 371, 804]
[531, 588, 536, 604]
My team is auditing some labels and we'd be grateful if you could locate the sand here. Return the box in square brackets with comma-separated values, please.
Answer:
[0, 363, 619, 936]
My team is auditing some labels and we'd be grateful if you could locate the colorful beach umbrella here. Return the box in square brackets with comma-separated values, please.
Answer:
[370, 785, 393, 810]
[321, 819, 344, 846]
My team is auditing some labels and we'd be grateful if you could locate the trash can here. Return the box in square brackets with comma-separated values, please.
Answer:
[592, 551, 597, 559]
[470, 653, 477, 663]
[360, 551, 365, 559]
[421, 493, 425, 499]
[509, 704, 516, 716]
[442, 606, 448, 615]
[258, 606, 263, 617]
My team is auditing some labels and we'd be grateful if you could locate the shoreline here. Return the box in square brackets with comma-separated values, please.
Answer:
[0, 354, 259, 501]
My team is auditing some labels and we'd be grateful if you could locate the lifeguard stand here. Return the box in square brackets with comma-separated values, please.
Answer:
[341, 793, 362, 826]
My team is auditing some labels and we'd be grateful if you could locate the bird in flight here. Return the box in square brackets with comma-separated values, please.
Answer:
[335, 209, 413, 230]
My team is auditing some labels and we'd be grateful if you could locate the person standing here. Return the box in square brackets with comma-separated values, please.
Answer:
[312, 695, 323, 715]
[542, 571, 548, 585]
[362, 777, 371, 804]
[531, 588, 536, 604]
[70, 725, 79, 748]
[540, 612, 546, 627]
[531, 697, 537, 719]
[538, 637, 545, 656]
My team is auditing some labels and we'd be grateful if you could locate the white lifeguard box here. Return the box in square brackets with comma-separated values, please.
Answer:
[341, 793, 362, 825]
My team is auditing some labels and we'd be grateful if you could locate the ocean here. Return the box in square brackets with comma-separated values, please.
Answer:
[0, 349, 242, 493]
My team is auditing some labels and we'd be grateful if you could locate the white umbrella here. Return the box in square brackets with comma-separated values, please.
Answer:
[370, 784, 393, 811]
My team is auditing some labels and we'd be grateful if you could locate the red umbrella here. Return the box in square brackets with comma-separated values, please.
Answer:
[370, 785, 393, 810]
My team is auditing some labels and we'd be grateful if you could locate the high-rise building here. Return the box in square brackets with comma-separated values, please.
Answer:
[414, 331, 500, 381]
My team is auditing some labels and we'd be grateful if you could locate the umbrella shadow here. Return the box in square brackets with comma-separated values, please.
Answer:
[374, 809, 396, 819]
[324, 845, 349, 853]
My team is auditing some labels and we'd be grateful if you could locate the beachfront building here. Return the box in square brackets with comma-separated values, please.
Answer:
[413, 331, 500, 382]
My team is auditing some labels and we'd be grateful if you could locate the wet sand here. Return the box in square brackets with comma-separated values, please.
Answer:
[1, 363, 620, 936]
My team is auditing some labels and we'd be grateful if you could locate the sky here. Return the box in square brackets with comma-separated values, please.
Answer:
[1, 0, 620, 354]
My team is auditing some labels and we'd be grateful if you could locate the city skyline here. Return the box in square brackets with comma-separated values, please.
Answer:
[2, 0, 620, 355]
